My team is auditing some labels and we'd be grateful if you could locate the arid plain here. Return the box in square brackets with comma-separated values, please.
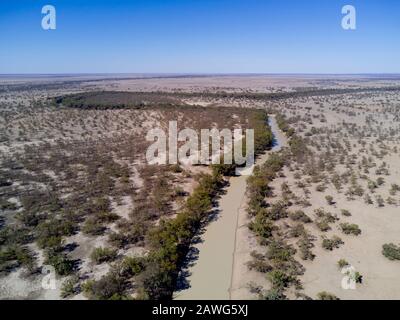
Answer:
[1, 74, 400, 300]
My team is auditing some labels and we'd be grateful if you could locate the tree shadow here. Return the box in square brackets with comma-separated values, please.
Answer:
[175, 246, 200, 291]
[270, 134, 280, 149]
[64, 242, 78, 252]
[72, 258, 83, 272]
[175, 206, 222, 292]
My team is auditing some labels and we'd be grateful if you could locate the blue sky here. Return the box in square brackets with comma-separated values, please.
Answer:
[0, 0, 399, 74]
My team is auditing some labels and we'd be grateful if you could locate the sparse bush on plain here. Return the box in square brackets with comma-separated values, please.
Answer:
[382, 243, 400, 261]
[61, 275, 79, 298]
[82, 272, 126, 300]
[325, 195, 334, 205]
[341, 209, 351, 217]
[337, 259, 349, 269]
[340, 223, 361, 236]
[44, 250, 74, 276]
[317, 291, 339, 300]
[289, 210, 312, 223]
[90, 247, 118, 264]
[322, 236, 344, 251]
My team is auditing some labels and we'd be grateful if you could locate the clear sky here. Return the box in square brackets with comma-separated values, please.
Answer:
[0, 0, 399, 74]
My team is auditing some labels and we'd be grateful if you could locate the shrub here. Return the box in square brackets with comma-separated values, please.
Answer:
[249, 216, 275, 240]
[82, 217, 105, 236]
[36, 219, 75, 249]
[354, 271, 363, 284]
[108, 232, 128, 248]
[170, 164, 183, 173]
[314, 208, 336, 221]
[297, 233, 315, 261]
[173, 187, 186, 198]
[136, 262, 175, 300]
[266, 241, 296, 262]
[264, 201, 288, 221]
[16, 211, 44, 227]
[364, 194, 373, 204]
[382, 243, 400, 261]
[211, 163, 237, 177]
[61, 276, 79, 298]
[0, 245, 36, 273]
[376, 195, 385, 207]
[247, 282, 262, 296]
[0, 199, 17, 211]
[386, 197, 397, 205]
[262, 288, 287, 300]
[83, 272, 126, 300]
[315, 220, 331, 232]
[289, 210, 312, 223]
[0, 226, 32, 246]
[337, 259, 349, 269]
[96, 211, 119, 224]
[322, 236, 344, 251]
[267, 270, 294, 290]
[247, 251, 272, 273]
[289, 224, 306, 238]
[317, 291, 339, 300]
[44, 250, 74, 276]
[90, 247, 118, 264]
[121, 256, 145, 276]
[341, 209, 351, 217]
[38, 236, 63, 250]
[325, 195, 334, 205]
[340, 223, 361, 236]
[390, 184, 400, 195]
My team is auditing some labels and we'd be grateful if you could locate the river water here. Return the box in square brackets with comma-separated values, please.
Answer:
[175, 116, 285, 300]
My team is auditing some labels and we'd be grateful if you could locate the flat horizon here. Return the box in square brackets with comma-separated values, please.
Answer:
[2, 73, 400, 77]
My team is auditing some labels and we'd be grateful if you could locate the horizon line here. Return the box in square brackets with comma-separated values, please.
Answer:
[1, 72, 400, 75]
[1, 72, 400, 78]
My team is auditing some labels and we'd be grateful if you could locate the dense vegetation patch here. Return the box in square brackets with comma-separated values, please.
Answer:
[90, 87, 400, 104]
[53, 91, 181, 110]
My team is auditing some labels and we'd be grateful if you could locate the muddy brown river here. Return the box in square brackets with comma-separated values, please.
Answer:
[175, 116, 285, 300]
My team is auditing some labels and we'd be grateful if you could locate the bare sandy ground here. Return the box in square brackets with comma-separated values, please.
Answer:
[296, 145, 400, 299]
[4, 73, 396, 93]
[300, 199, 400, 300]
[91, 75, 400, 93]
